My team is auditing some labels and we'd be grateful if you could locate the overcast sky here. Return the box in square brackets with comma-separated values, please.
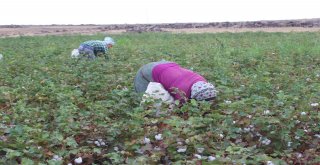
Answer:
[1, 0, 319, 25]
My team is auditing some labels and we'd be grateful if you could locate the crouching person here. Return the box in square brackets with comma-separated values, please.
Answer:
[72, 37, 115, 59]
[134, 60, 217, 106]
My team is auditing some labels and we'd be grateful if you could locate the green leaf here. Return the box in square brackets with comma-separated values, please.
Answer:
[65, 137, 78, 148]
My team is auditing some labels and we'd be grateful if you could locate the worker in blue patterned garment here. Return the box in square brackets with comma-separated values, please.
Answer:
[77, 37, 115, 59]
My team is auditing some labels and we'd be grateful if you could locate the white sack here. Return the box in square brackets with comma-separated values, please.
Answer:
[71, 49, 80, 58]
[142, 82, 174, 105]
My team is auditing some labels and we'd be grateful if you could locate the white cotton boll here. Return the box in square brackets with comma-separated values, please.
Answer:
[287, 141, 292, 147]
[295, 136, 300, 140]
[177, 141, 183, 145]
[0, 54, 3, 60]
[135, 149, 144, 154]
[53, 155, 60, 160]
[155, 134, 163, 140]
[100, 142, 106, 146]
[300, 112, 307, 115]
[94, 141, 101, 147]
[196, 147, 205, 153]
[266, 139, 271, 145]
[208, 156, 216, 161]
[194, 154, 202, 159]
[219, 134, 224, 138]
[177, 148, 186, 153]
[144, 137, 151, 144]
[114, 147, 119, 152]
[225, 100, 232, 104]
[75, 157, 83, 164]
[71, 49, 80, 58]
[311, 103, 319, 107]
[264, 110, 270, 115]
[262, 138, 271, 145]
[296, 153, 303, 158]
[177, 146, 187, 153]
[255, 132, 262, 137]
[52, 155, 62, 161]
[244, 127, 250, 132]
[154, 146, 161, 151]
[316, 74, 320, 78]
[314, 134, 320, 138]
[68, 163, 72, 165]
[267, 161, 275, 165]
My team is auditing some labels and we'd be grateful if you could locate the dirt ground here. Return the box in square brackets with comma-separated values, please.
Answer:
[1, 19, 320, 37]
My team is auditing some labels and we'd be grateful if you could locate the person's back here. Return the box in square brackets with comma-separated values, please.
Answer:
[152, 62, 206, 101]
[81, 40, 107, 56]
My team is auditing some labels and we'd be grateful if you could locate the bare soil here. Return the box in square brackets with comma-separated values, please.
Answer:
[1, 18, 320, 37]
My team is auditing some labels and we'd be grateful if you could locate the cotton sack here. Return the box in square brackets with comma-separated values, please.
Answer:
[141, 82, 174, 105]
[71, 49, 80, 58]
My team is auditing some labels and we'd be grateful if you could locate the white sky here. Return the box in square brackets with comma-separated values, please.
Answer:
[1, 0, 319, 25]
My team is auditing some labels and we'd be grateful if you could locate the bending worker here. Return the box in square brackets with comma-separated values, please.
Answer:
[134, 60, 217, 104]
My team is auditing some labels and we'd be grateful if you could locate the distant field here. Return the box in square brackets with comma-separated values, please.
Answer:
[0, 32, 319, 164]
[1, 18, 320, 37]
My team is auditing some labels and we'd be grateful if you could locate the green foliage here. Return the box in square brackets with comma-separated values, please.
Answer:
[0, 32, 319, 164]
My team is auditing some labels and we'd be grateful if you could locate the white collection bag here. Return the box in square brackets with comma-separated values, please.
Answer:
[142, 82, 174, 105]
[141, 82, 175, 117]
[71, 49, 80, 58]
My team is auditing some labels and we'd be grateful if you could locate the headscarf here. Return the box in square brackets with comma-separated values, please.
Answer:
[191, 81, 217, 101]
[103, 37, 115, 45]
